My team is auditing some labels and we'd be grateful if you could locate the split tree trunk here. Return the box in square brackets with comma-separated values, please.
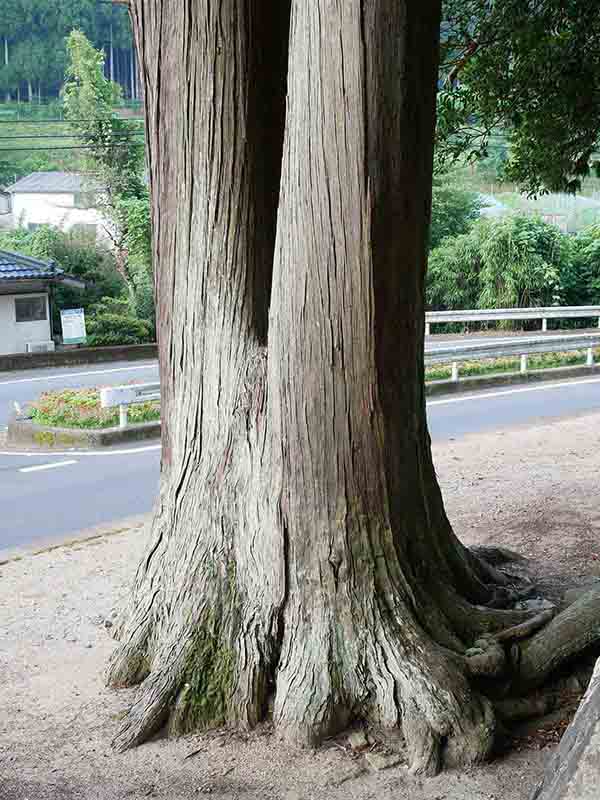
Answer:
[107, 0, 598, 775]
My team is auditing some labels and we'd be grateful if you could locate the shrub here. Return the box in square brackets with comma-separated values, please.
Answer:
[86, 310, 152, 346]
[430, 178, 482, 251]
[427, 214, 570, 313]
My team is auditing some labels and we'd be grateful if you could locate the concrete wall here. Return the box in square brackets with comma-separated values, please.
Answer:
[0, 292, 51, 355]
[0, 343, 158, 371]
[10, 192, 108, 242]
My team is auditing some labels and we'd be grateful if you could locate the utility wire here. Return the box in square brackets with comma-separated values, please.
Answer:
[0, 143, 146, 153]
[0, 133, 145, 140]
[0, 118, 145, 125]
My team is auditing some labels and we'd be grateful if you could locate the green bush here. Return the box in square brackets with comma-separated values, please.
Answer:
[86, 310, 152, 346]
[430, 178, 482, 251]
[567, 223, 600, 306]
[427, 215, 569, 313]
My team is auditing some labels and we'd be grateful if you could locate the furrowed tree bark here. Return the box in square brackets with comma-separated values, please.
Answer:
[107, 0, 600, 776]
[268, 0, 499, 773]
[107, 0, 290, 750]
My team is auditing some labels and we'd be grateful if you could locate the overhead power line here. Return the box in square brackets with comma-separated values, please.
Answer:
[0, 118, 145, 125]
[0, 143, 146, 153]
[0, 133, 145, 141]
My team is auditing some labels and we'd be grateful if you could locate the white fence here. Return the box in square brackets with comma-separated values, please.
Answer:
[100, 383, 160, 428]
[425, 332, 600, 382]
[100, 332, 600, 422]
[425, 306, 600, 336]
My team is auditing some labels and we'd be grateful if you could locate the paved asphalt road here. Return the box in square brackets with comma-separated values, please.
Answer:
[1, 357, 599, 554]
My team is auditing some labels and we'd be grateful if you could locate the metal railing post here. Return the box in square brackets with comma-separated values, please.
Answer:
[587, 348, 594, 367]
[426, 322, 431, 336]
[119, 404, 128, 429]
[451, 362, 459, 382]
[520, 354, 528, 374]
[542, 318, 547, 332]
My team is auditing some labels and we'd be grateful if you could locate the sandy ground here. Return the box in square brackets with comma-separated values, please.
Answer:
[2, 410, 600, 800]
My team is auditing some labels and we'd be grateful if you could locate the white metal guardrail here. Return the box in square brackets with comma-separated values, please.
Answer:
[99, 332, 600, 421]
[100, 383, 160, 428]
[425, 306, 600, 336]
[425, 332, 600, 382]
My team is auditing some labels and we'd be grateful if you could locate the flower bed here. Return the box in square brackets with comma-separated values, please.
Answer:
[29, 388, 160, 430]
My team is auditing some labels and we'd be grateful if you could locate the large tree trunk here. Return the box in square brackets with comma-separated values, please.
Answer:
[267, 0, 500, 771]
[108, 0, 291, 750]
[108, 0, 600, 776]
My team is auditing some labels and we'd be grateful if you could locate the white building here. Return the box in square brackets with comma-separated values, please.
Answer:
[5, 172, 107, 240]
[0, 249, 84, 355]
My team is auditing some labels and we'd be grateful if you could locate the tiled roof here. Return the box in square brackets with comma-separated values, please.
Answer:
[0, 249, 63, 281]
[5, 171, 102, 194]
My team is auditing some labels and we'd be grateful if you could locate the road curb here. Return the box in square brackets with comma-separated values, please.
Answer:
[7, 417, 161, 449]
[0, 514, 150, 566]
[425, 363, 600, 397]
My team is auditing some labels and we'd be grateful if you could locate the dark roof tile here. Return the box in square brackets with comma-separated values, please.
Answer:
[0, 250, 63, 281]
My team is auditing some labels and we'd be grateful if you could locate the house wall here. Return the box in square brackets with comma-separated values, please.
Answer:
[10, 192, 108, 242]
[0, 292, 51, 355]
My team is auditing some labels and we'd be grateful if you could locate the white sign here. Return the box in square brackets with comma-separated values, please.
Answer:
[60, 308, 87, 345]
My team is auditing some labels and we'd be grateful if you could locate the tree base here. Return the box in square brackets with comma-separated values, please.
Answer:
[107, 531, 600, 774]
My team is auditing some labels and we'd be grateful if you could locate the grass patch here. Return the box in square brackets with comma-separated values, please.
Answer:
[426, 349, 598, 381]
[29, 388, 160, 430]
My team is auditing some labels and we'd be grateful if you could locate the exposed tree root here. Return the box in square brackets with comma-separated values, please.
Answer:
[514, 587, 600, 691]
[495, 609, 556, 643]
[112, 632, 189, 751]
[107, 531, 600, 770]
[107, 502, 600, 773]
[493, 671, 589, 724]
[469, 544, 529, 567]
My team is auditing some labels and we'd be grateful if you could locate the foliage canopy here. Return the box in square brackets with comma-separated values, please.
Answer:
[439, 0, 600, 194]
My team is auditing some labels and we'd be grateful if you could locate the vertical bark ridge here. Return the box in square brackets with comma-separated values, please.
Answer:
[268, 0, 495, 770]
[108, 0, 290, 749]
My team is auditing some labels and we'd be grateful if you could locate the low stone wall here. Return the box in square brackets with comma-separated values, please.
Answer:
[0, 344, 158, 372]
[7, 418, 160, 449]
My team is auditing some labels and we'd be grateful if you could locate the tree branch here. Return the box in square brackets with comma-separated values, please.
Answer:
[446, 39, 480, 86]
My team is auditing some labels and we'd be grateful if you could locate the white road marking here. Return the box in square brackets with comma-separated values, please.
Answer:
[0, 363, 158, 387]
[19, 459, 78, 473]
[428, 376, 600, 407]
[0, 376, 598, 459]
[0, 444, 161, 458]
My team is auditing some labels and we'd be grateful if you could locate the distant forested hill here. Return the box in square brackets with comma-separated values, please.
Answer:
[0, 1, 136, 104]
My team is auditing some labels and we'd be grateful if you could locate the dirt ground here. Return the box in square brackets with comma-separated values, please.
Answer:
[2, 410, 600, 800]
